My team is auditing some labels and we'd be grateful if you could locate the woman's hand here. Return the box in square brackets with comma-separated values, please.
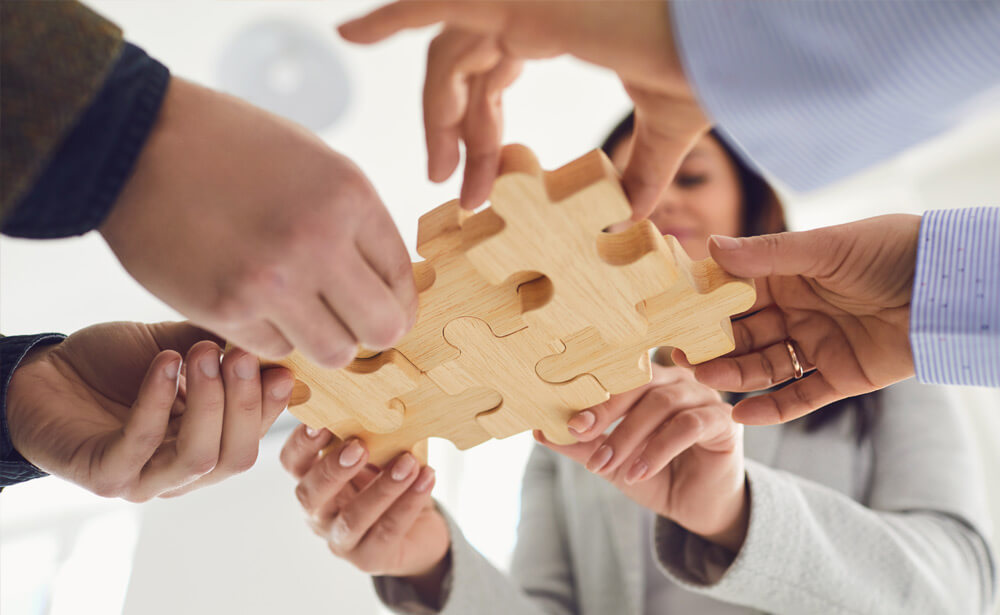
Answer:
[542, 365, 748, 552]
[339, 0, 709, 218]
[6, 321, 294, 501]
[280, 426, 449, 604]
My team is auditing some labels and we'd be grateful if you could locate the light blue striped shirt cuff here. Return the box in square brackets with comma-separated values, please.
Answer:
[911, 208, 1000, 388]
[671, 1, 1000, 191]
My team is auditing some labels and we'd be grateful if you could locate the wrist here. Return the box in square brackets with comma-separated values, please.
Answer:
[399, 550, 451, 610]
[3, 336, 63, 472]
[692, 476, 749, 554]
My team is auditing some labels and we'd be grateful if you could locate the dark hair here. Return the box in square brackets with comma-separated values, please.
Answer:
[601, 112, 876, 441]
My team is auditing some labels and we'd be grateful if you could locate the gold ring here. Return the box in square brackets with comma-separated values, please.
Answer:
[784, 340, 804, 379]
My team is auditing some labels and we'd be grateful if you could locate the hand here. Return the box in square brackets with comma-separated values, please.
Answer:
[280, 427, 448, 606]
[673, 214, 920, 425]
[544, 365, 747, 552]
[6, 321, 294, 501]
[99, 78, 417, 368]
[339, 0, 710, 218]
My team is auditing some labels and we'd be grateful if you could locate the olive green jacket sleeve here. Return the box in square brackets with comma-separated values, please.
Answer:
[1, 0, 123, 215]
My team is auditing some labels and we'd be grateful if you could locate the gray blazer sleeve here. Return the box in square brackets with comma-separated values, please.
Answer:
[374, 446, 576, 615]
[654, 381, 997, 614]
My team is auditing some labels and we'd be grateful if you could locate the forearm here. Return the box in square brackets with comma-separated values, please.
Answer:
[0, 334, 65, 488]
[654, 460, 995, 613]
[911, 207, 1000, 387]
[671, 0, 1000, 190]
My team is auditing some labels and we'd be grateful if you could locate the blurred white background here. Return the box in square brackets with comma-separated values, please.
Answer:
[1, 2, 998, 614]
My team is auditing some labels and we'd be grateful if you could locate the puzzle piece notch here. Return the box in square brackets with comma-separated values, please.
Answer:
[462, 144, 679, 345]
[268, 349, 419, 435]
[429, 316, 610, 445]
[535, 235, 756, 393]
[391, 199, 534, 373]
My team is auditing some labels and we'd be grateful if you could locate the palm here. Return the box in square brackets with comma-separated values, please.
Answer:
[8, 322, 217, 491]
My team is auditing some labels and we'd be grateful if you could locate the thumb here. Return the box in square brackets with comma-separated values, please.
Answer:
[622, 92, 710, 219]
[707, 229, 836, 280]
[104, 350, 180, 480]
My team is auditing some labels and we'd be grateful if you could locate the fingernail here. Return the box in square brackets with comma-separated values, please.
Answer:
[413, 467, 435, 493]
[567, 410, 596, 435]
[234, 354, 258, 380]
[164, 359, 181, 381]
[587, 444, 614, 473]
[306, 426, 320, 438]
[199, 351, 220, 378]
[270, 378, 295, 400]
[710, 235, 743, 250]
[339, 439, 364, 467]
[391, 453, 416, 481]
[329, 517, 348, 546]
[625, 458, 648, 484]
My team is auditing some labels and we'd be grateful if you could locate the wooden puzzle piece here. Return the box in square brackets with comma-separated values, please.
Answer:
[535, 236, 756, 393]
[313, 374, 503, 466]
[268, 145, 756, 468]
[393, 199, 533, 372]
[461, 145, 679, 345]
[429, 316, 610, 445]
[267, 349, 419, 434]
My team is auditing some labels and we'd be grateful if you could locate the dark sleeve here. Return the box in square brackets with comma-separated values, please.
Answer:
[1, 41, 170, 238]
[1, 334, 65, 489]
[0, 0, 123, 215]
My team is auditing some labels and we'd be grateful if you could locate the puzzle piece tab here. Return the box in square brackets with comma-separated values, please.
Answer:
[269, 349, 418, 435]
[393, 199, 532, 372]
[462, 145, 679, 345]
[536, 236, 756, 393]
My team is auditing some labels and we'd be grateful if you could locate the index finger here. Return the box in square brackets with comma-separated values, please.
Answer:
[566, 366, 689, 440]
[280, 424, 335, 480]
[339, 1, 506, 44]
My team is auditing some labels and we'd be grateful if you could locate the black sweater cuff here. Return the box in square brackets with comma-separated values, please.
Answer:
[1, 334, 65, 488]
[2, 42, 169, 238]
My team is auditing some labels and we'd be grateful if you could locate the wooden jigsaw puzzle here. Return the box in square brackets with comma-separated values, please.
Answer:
[268, 144, 755, 466]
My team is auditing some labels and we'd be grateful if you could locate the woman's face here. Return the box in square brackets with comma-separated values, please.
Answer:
[609, 133, 743, 260]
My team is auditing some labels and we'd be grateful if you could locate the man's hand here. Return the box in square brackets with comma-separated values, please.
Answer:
[545, 365, 747, 552]
[100, 78, 417, 368]
[674, 214, 920, 425]
[339, 0, 710, 218]
[6, 321, 294, 501]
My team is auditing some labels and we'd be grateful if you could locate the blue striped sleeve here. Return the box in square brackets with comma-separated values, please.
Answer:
[670, 0, 1000, 191]
[911, 208, 1000, 388]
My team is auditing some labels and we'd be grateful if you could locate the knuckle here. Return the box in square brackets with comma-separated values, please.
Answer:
[314, 456, 345, 486]
[336, 510, 357, 537]
[647, 387, 675, 408]
[186, 454, 218, 477]
[91, 479, 125, 499]
[371, 516, 401, 544]
[295, 483, 312, 509]
[225, 450, 259, 474]
[758, 352, 777, 385]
